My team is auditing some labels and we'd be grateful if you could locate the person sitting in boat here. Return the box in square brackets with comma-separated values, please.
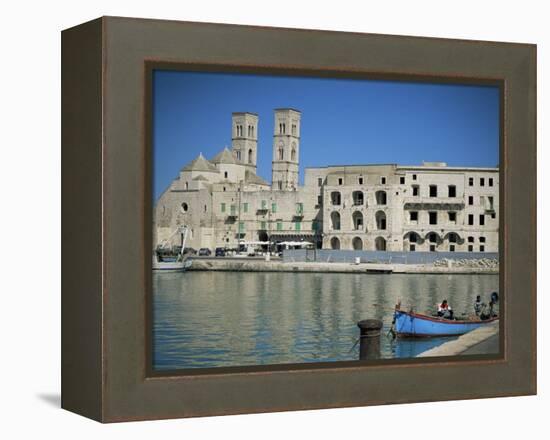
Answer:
[480, 292, 499, 320]
[474, 295, 483, 316]
[437, 300, 454, 320]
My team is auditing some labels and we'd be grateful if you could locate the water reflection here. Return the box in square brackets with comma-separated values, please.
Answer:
[153, 272, 499, 370]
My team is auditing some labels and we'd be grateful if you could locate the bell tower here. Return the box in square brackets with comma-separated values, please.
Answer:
[271, 108, 301, 191]
[231, 112, 258, 173]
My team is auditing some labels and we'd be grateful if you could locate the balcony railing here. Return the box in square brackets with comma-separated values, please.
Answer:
[403, 196, 465, 210]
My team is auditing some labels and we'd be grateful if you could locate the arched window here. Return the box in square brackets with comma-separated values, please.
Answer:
[352, 211, 364, 230]
[352, 191, 364, 206]
[330, 211, 341, 230]
[352, 237, 363, 250]
[278, 148, 284, 160]
[375, 211, 387, 230]
[291, 144, 296, 161]
[375, 190, 387, 205]
[375, 237, 386, 251]
[405, 232, 420, 243]
[181, 202, 188, 212]
[185, 182, 189, 190]
[248, 149, 253, 164]
[330, 237, 341, 250]
[428, 232, 439, 243]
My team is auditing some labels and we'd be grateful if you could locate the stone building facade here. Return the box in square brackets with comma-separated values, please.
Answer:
[154, 109, 499, 253]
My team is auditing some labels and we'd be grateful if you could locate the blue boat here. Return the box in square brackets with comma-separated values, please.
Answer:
[392, 308, 498, 337]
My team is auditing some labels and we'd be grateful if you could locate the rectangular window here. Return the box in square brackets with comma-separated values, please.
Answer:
[317, 195, 322, 205]
[450, 245, 455, 252]
[468, 196, 474, 205]
[479, 214, 485, 226]
[276, 221, 283, 231]
[429, 211, 437, 225]
[409, 244, 416, 252]
[271, 203, 277, 213]
[491, 213, 496, 219]
[260, 221, 266, 230]
[468, 214, 474, 225]
[410, 211, 418, 222]
[412, 174, 417, 180]
[243, 202, 248, 213]
[480, 245, 485, 252]
[221, 203, 226, 213]
[480, 177, 485, 186]
[480, 236, 486, 243]
[429, 185, 437, 197]
[317, 177, 323, 187]
[277, 181, 282, 190]
[449, 212, 457, 223]
[230, 204, 236, 215]
[489, 178, 494, 187]
[400, 177, 405, 184]
[412, 185, 419, 196]
[430, 245, 436, 252]
[381, 177, 386, 184]
[468, 245, 473, 252]
[238, 221, 245, 233]
[338, 178, 343, 185]
[488, 196, 494, 210]
[448, 185, 456, 197]
[468, 236, 474, 243]
[469, 177, 474, 186]
[358, 177, 363, 185]
[295, 222, 301, 231]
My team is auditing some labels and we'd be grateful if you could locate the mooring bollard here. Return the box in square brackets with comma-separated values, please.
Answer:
[357, 319, 383, 360]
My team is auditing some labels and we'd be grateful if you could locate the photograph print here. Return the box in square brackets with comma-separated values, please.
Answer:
[151, 69, 500, 371]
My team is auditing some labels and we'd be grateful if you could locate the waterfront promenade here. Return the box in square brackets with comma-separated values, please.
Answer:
[188, 256, 499, 275]
[416, 321, 499, 357]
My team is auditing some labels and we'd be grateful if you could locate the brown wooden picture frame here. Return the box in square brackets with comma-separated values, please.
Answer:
[61, 16, 536, 422]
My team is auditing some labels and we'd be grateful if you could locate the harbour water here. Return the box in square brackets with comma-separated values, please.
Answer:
[153, 271, 499, 370]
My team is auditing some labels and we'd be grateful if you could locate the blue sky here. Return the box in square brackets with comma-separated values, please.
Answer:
[153, 70, 499, 200]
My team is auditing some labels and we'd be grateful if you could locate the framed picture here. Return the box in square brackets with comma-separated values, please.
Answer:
[62, 16, 536, 422]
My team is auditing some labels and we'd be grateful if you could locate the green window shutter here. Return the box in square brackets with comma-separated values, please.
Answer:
[239, 221, 245, 233]
[295, 221, 301, 231]
[296, 203, 303, 214]
[221, 203, 226, 213]
[272, 203, 277, 213]
[277, 221, 283, 231]
[261, 200, 267, 209]
[243, 203, 248, 213]
[231, 204, 236, 215]
[260, 221, 266, 230]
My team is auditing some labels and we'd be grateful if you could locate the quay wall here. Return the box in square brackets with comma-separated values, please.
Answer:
[282, 249, 498, 265]
[187, 258, 498, 274]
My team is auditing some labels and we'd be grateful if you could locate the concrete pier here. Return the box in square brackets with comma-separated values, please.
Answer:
[188, 257, 499, 275]
[416, 321, 499, 357]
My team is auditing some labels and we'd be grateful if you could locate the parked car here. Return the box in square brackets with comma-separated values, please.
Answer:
[198, 248, 211, 256]
[183, 247, 197, 256]
[215, 247, 226, 257]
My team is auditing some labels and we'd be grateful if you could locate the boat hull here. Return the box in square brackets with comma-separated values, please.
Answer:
[152, 257, 192, 272]
[393, 309, 497, 337]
